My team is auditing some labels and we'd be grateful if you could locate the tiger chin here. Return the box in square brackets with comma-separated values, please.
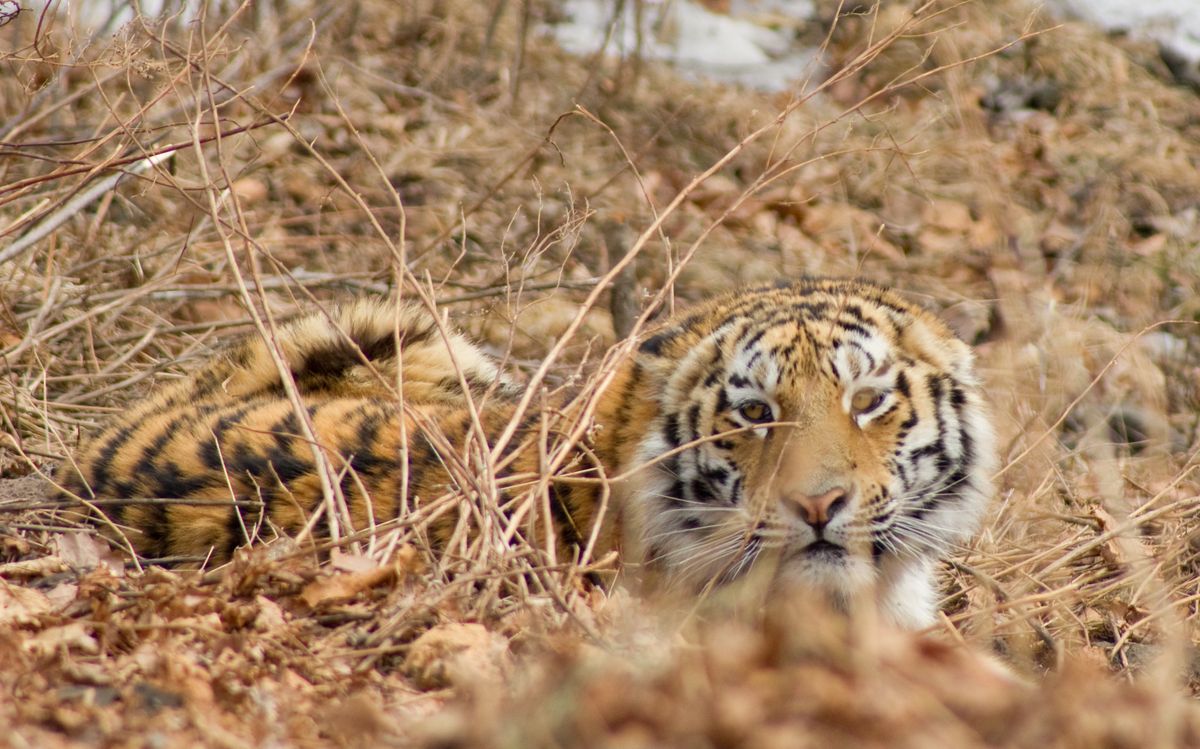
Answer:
[61, 278, 995, 630]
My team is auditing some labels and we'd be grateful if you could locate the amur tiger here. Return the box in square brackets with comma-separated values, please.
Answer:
[59, 279, 996, 628]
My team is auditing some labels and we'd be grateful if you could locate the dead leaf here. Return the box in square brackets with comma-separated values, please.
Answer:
[404, 623, 509, 690]
[922, 199, 974, 233]
[319, 693, 397, 746]
[917, 199, 1000, 254]
[231, 176, 268, 205]
[54, 533, 124, 576]
[24, 621, 98, 657]
[391, 544, 425, 579]
[55, 533, 101, 569]
[800, 203, 905, 261]
[0, 582, 52, 624]
[45, 582, 78, 610]
[1091, 508, 1127, 568]
[300, 565, 394, 608]
[254, 595, 287, 632]
[329, 551, 379, 574]
[1040, 220, 1079, 254]
[0, 556, 68, 579]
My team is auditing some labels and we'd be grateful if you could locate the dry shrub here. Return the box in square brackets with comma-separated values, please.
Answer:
[2, 0, 1200, 746]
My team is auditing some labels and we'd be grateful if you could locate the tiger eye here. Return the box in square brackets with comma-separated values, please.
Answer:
[851, 388, 884, 414]
[738, 401, 771, 423]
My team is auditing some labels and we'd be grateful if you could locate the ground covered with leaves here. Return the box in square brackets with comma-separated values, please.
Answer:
[2, 0, 1200, 746]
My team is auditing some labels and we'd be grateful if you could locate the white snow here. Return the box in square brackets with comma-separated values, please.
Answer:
[547, 0, 1200, 91]
[1053, 0, 1200, 67]
[20, 1, 223, 35]
[549, 0, 822, 92]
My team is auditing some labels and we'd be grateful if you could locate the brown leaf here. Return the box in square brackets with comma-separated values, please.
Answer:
[300, 564, 394, 608]
[404, 623, 509, 690]
[1090, 508, 1127, 568]
[45, 582, 78, 611]
[230, 176, 268, 205]
[23, 621, 98, 657]
[254, 595, 287, 632]
[801, 203, 905, 261]
[54, 533, 101, 569]
[0, 556, 68, 580]
[329, 551, 379, 574]
[319, 693, 397, 746]
[0, 582, 52, 624]
[922, 199, 974, 233]
[54, 533, 124, 576]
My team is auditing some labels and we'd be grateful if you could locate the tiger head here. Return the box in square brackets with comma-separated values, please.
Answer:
[622, 280, 996, 627]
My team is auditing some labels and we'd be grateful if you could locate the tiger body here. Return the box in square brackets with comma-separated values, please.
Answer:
[61, 280, 996, 628]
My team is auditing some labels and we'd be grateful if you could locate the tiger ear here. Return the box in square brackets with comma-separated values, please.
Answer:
[633, 340, 680, 384]
[633, 322, 720, 394]
[899, 311, 977, 382]
[636, 326, 682, 359]
[635, 305, 720, 360]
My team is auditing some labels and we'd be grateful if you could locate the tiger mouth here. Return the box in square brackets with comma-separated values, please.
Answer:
[800, 540, 846, 558]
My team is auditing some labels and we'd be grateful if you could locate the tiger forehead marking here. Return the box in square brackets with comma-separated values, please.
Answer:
[61, 279, 994, 629]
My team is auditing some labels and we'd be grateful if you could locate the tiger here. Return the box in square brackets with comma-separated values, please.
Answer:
[59, 279, 996, 629]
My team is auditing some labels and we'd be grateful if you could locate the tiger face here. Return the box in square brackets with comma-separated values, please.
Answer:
[624, 281, 995, 627]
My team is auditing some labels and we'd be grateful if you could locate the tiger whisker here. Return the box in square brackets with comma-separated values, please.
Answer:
[664, 533, 745, 571]
[646, 521, 731, 542]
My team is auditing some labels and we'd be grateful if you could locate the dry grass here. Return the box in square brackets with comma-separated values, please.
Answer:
[2, 0, 1200, 746]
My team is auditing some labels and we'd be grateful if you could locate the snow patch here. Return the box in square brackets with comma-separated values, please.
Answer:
[548, 0, 822, 92]
[1051, 0, 1200, 65]
[548, 0, 1200, 90]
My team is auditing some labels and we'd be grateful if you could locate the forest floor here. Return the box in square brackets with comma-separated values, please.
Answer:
[2, 1, 1200, 746]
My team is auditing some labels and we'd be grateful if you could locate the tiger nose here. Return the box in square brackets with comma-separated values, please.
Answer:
[783, 487, 850, 530]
